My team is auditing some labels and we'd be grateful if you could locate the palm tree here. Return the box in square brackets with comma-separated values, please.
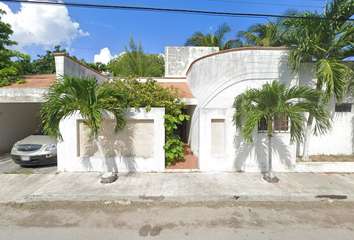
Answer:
[233, 81, 331, 182]
[236, 19, 285, 47]
[184, 23, 236, 50]
[283, 0, 354, 161]
[40, 75, 126, 183]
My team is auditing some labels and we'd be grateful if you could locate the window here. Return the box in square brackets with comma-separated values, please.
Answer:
[258, 114, 290, 133]
[335, 103, 352, 112]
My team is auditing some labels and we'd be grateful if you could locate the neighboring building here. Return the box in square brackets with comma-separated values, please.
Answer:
[0, 47, 353, 173]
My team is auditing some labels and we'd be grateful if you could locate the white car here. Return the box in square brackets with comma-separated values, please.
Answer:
[11, 129, 57, 167]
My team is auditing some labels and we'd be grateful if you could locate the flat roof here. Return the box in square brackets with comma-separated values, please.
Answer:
[1, 74, 56, 88]
[2, 74, 195, 99]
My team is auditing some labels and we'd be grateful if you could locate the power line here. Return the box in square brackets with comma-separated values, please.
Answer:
[209, 0, 323, 9]
[1, 0, 353, 21]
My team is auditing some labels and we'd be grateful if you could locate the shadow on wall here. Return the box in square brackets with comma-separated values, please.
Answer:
[233, 132, 293, 172]
[278, 51, 293, 85]
[79, 120, 137, 173]
[351, 115, 354, 155]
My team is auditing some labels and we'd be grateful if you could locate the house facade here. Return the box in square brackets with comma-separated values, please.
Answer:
[1, 47, 353, 173]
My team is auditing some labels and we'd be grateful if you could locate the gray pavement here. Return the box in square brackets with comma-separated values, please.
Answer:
[1, 155, 354, 203]
[0, 155, 57, 174]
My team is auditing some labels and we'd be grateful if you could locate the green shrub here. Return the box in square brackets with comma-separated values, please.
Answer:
[16, 78, 27, 84]
[99, 77, 189, 166]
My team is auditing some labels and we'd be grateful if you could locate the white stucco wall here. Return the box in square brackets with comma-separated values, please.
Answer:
[198, 108, 296, 172]
[186, 48, 298, 170]
[186, 48, 295, 109]
[54, 54, 107, 85]
[297, 63, 354, 156]
[0, 88, 47, 103]
[57, 108, 165, 173]
[0, 103, 42, 153]
[165, 46, 219, 77]
[304, 97, 354, 156]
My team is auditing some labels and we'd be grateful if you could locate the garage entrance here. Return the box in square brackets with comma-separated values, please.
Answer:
[0, 103, 42, 154]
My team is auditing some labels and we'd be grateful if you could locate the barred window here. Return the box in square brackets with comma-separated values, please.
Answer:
[258, 114, 290, 133]
[335, 103, 352, 112]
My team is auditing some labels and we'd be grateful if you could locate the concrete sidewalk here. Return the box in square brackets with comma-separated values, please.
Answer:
[1, 171, 354, 203]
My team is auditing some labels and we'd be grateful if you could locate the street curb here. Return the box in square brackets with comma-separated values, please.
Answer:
[23, 193, 353, 203]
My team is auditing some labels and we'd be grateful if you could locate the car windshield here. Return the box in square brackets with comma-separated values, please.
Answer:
[34, 129, 45, 135]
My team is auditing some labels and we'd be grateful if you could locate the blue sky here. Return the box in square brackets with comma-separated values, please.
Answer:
[0, 0, 327, 64]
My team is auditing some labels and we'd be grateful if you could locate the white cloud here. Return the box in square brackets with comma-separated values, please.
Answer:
[0, 0, 89, 51]
[94, 47, 116, 64]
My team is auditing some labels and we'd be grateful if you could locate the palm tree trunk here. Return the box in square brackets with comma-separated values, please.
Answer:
[93, 133, 118, 184]
[302, 114, 314, 161]
[264, 120, 279, 183]
[93, 133, 109, 173]
[267, 134, 274, 177]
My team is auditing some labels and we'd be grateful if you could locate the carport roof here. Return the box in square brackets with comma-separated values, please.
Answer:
[1, 74, 195, 99]
[2, 74, 57, 88]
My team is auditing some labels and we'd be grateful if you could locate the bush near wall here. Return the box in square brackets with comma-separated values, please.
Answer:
[98, 77, 189, 166]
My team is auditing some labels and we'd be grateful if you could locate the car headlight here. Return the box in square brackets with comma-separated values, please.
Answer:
[12, 141, 19, 150]
[45, 143, 57, 151]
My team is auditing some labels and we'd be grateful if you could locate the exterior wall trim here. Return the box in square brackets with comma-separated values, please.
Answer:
[185, 47, 291, 75]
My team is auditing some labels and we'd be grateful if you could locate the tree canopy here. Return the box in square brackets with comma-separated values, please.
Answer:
[233, 81, 331, 182]
[184, 23, 236, 50]
[0, 9, 27, 87]
[282, 0, 354, 160]
[107, 35, 165, 78]
[41, 75, 126, 183]
[236, 19, 285, 47]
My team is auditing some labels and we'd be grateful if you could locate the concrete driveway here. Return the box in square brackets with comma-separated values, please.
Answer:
[0, 155, 57, 174]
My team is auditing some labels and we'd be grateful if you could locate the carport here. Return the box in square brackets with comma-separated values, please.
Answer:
[0, 74, 56, 154]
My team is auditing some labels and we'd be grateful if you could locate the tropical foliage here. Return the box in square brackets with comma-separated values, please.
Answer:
[40, 75, 126, 182]
[108, 35, 165, 77]
[99, 77, 189, 166]
[236, 19, 285, 47]
[0, 9, 27, 87]
[79, 59, 108, 73]
[184, 23, 237, 50]
[233, 81, 331, 181]
[283, 0, 354, 160]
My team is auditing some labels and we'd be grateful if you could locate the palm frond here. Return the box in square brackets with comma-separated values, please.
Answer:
[233, 81, 332, 144]
[40, 75, 127, 141]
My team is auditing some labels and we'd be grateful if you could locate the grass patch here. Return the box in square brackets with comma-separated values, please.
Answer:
[4, 170, 33, 175]
[16, 78, 27, 84]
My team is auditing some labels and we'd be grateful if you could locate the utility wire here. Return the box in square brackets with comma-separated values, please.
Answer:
[209, 0, 323, 9]
[1, 0, 353, 21]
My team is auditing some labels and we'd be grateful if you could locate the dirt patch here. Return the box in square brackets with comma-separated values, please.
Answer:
[308, 155, 354, 162]
[1, 201, 354, 230]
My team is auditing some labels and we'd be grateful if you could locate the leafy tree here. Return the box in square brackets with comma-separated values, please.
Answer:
[99, 77, 189, 166]
[0, 9, 16, 50]
[233, 81, 331, 182]
[79, 59, 108, 73]
[0, 9, 26, 87]
[33, 45, 67, 74]
[283, 0, 354, 161]
[236, 19, 285, 47]
[108, 35, 165, 77]
[184, 23, 236, 50]
[15, 54, 36, 75]
[40, 75, 126, 183]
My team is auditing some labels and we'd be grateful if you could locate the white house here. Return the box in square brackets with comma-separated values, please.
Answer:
[1, 47, 353, 173]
